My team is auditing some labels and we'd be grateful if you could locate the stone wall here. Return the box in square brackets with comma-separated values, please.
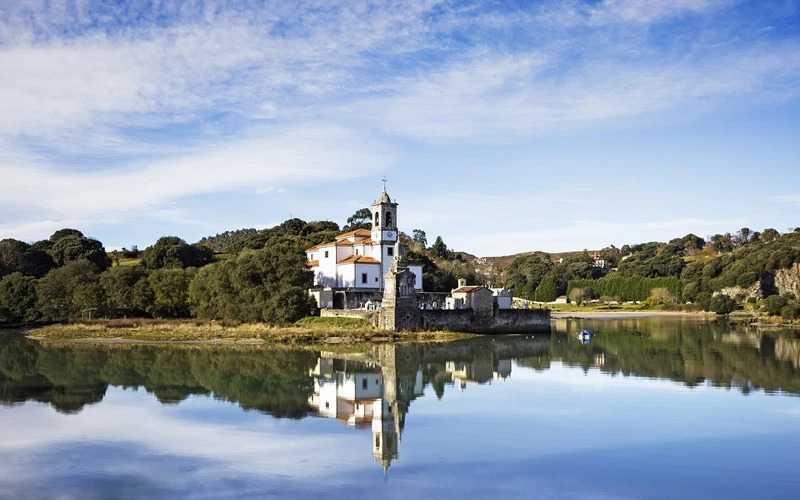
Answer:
[321, 308, 379, 326]
[420, 308, 550, 334]
[417, 292, 450, 309]
[332, 290, 383, 309]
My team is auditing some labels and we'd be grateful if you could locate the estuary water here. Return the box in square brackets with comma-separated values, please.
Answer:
[2, 317, 800, 499]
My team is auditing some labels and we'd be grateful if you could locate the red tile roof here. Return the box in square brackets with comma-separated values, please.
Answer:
[306, 260, 319, 267]
[337, 255, 381, 265]
[335, 229, 372, 240]
[307, 240, 354, 251]
[452, 286, 486, 294]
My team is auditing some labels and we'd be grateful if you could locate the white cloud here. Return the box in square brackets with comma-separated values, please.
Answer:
[537, 0, 730, 26]
[350, 42, 800, 141]
[0, 124, 391, 241]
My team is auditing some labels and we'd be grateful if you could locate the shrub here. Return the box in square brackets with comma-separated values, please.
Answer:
[781, 304, 800, 320]
[648, 287, 677, 306]
[763, 295, 787, 316]
[696, 292, 712, 311]
[710, 295, 736, 314]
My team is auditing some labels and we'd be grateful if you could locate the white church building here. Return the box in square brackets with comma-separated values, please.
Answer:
[306, 188, 423, 293]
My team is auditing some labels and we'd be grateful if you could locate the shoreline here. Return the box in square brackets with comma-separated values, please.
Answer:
[550, 311, 716, 320]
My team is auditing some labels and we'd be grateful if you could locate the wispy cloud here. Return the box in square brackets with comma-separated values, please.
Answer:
[1, 0, 798, 248]
[0, 124, 391, 241]
[536, 0, 730, 26]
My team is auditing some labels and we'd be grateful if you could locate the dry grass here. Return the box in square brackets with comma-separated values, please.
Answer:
[31, 318, 476, 346]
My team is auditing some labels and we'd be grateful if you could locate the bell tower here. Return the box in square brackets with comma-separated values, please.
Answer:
[371, 187, 398, 246]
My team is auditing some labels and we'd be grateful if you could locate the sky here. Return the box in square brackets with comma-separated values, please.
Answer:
[0, 0, 799, 257]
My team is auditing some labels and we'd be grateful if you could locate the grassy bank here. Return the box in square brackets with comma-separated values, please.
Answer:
[30, 317, 476, 345]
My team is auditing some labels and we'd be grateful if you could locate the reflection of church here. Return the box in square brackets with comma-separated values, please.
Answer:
[307, 340, 546, 471]
[308, 353, 423, 470]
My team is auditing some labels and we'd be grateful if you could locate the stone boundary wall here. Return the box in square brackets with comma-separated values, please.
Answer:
[421, 308, 550, 334]
[321, 308, 379, 326]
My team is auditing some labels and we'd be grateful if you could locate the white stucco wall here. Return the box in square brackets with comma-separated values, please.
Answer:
[354, 263, 381, 288]
[409, 265, 423, 291]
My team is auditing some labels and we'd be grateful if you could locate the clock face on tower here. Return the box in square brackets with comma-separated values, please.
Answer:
[383, 231, 396, 241]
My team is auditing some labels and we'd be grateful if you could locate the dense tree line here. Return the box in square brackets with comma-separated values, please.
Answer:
[0, 227, 316, 325]
[196, 228, 259, 252]
[553, 320, 800, 395]
[502, 251, 602, 300]
[567, 276, 682, 302]
[501, 228, 800, 317]
[0, 337, 318, 416]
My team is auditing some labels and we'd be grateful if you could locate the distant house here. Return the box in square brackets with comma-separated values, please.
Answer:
[553, 295, 569, 304]
[447, 279, 494, 315]
[590, 252, 607, 269]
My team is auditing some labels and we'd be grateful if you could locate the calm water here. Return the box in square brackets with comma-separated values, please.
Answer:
[2, 317, 800, 499]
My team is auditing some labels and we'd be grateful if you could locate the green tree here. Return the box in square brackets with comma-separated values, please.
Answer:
[189, 238, 316, 323]
[534, 275, 557, 302]
[47, 230, 110, 271]
[100, 266, 148, 314]
[763, 295, 787, 316]
[141, 236, 213, 270]
[343, 208, 372, 231]
[0, 239, 55, 278]
[0, 272, 39, 323]
[147, 268, 196, 318]
[431, 236, 450, 259]
[762, 228, 780, 243]
[710, 295, 736, 314]
[569, 287, 591, 305]
[412, 229, 428, 247]
[648, 287, 677, 306]
[36, 260, 104, 321]
[503, 252, 554, 299]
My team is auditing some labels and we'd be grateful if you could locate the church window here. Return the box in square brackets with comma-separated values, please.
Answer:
[361, 273, 368, 284]
[375, 212, 380, 225]
[356, 249, 359, 255]
[362, 378, 368, 389]
[387, 247, 394, 256]
[385, 211, 393, 227]
[324, 251, 329, 258]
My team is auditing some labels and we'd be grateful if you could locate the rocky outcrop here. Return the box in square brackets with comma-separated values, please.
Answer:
[775, 263, 800, 298]
[716, 280, 766, 300]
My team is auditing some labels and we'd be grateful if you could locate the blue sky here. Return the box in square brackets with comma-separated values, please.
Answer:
[1, 0, 799, 256]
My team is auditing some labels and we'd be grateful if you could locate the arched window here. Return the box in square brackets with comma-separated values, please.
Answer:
[385, 211, 393, 228]
[374, 212, 380, 226]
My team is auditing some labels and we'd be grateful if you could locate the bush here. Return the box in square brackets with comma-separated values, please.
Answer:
[736, 271, 759, 288]
[710, 295, 737, 314]
[696, 292, 712, 312]
[781, 304, 800, 320]
[648, 287, 677, 306]
[763, 295, 787, 316]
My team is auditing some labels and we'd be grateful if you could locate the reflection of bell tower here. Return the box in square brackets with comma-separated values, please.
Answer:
[372, 402, 399, 472]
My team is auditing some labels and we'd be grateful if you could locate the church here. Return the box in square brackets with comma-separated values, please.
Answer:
[306, 187, 423, 293]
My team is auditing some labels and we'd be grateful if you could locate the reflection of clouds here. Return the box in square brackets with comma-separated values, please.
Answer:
[0, 388, 364, 485]
[512, 361, 705, 393]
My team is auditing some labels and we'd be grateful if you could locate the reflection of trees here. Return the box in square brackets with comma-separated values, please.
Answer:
[552, 319, 800, 395]
[0, 336, 317, 416]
